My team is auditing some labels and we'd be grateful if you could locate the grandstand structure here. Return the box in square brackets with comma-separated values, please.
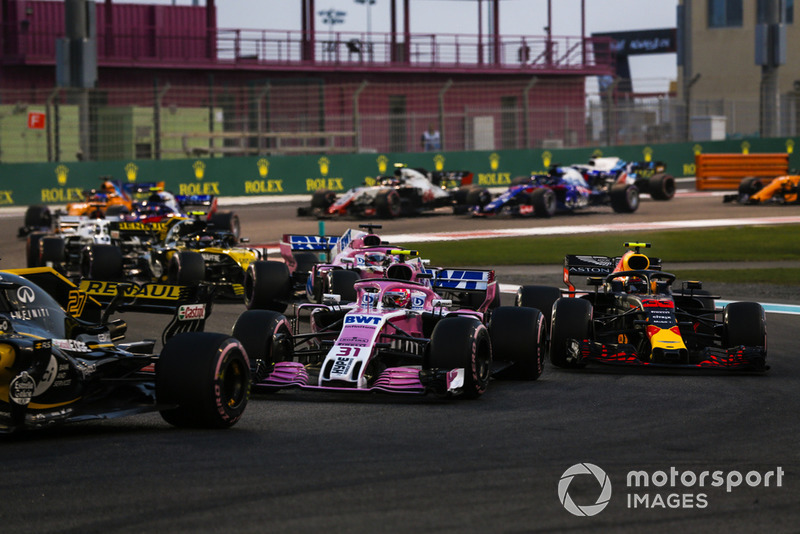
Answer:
[0, 0, 617, 162]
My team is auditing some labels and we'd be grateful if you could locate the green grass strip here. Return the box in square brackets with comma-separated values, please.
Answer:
[402, 224, 800, 266]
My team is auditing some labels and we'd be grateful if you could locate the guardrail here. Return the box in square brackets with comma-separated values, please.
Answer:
[695, 153, 790, 190]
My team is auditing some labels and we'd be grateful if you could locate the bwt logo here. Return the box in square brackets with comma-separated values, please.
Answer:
[558, 463, 612, 517]
[345, 315, 381, 325]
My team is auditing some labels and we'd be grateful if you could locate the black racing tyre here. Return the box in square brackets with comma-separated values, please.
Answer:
[489, 306, 546, 380]
[465, 187, 491, 208]
[738, 177, 764, 195]
[157, 332, 250, 429]
[244, 260, 291, 312]
[515, 285, 562, 331]
[609, 183, 640, 213]
[232, 310, 293, 383]
[24, 205, 52, 230]
[723, 301, 767, 350]
[82, 244, 124, 280]
[208, 211, 241, 240]
[293, 251, 318, 275]
[737, 177, 764, 203]
[329, 269, 361, 303]
[26, 232, 46, 267]
[167, 251, 206, 285]
[550, 297, 593, 368]
[428, 317, 491, 399]
[39, 236, 66, 266]
[530, 187, 557, 217]
[375, 189, 402, 218]
[648, 173, 676, 200]
[311, 189, 337, 209]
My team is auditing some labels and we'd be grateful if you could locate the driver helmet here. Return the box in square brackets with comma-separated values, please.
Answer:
[382, 288, 411, 308]
[626, 276, 648, 294]
[364, 252, 386, 267]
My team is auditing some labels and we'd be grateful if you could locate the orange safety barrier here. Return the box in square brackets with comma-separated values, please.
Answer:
[694, 153, 790, 190]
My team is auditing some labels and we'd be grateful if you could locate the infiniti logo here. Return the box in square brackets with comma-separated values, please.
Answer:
[16, 286, 36, 304]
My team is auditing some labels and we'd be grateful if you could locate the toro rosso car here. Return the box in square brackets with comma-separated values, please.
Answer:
[244, 225, 429, 311]
[470, 164, 640, 217]
[723, 175, 800, 205]
[298, 165, 481, 218]
[0, 267, 250, 433]
[233, 268, 546, 399]
[517, 243, 767, 372]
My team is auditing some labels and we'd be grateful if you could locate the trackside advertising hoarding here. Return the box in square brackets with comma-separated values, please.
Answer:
[0, 137, 797, 206]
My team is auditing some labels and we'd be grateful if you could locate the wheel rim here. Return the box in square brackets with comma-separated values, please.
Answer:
[220, 356, 248, 410]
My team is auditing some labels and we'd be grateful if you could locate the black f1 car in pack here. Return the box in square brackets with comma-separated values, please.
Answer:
[515, 243, 767, 372]
[0, 267, 250, 433]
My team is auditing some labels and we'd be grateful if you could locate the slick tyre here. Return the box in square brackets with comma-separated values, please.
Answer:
[724, 301, 767, 351]
[428, 317, 491, 399]
[328, 269, 361, 302]
[24, 205, 52, 230]
[648, 173, 676, 200]
[26, 232, 46, 267]
[609, 184, 640, 213]
[310, 189, 337, 217]
[489, 306, 546, 380]
[82, 244, 124, 280]
[550, 298, 592, 368]
[375, 190, 402, 218]
[157, 333, 250, 429]
[208, 211, 241, 240]
[530, 187, 557, 217]
[515, 285, 562, 331]
[244, 260, 291, 312]
[167, 251, 206, 285]
[39, 237, 66, 271]
[232, 310, 293, 383]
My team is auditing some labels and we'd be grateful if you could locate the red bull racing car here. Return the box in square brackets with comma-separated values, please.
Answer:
[516, 243, 767, 372]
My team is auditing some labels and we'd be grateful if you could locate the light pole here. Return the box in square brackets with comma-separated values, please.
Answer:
[354, 0, 376, 38]
[319, 7, 347, 42]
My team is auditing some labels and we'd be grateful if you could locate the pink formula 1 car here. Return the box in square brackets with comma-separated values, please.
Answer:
[243, 225, 430, 311]
[233, 270, 546, 399]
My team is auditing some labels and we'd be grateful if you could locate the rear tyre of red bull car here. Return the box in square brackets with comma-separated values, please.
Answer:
[156, 332, 250, 429]
[427, 317, 491, 399]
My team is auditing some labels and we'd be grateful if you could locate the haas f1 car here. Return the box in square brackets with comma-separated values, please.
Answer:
[298, 166, 482, 218]
[0, 267, 250, 433]
[516, 243, 767, 372]
[233, 268, 546, 399]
